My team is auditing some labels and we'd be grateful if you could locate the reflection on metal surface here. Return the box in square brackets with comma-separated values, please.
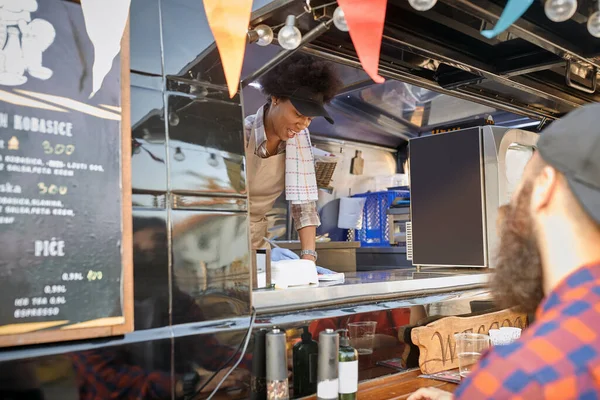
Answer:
[72, 338, 174, 398]
[168, 140, 246, 195]
[173, 194, 247, 211]
[131, 83, 167, 192]
[304, 45, 556, 122]
[171, 211, 251, 324]
[130, 0, 162, 75]
[167, 93, 246, 195]
[160, 0, 222, 80]
[0, 285, 489, 398]
[132, 194, 167, 208]
[132, 211, 170, 331]
[381, 25, 580, 111]
[253, 269, 490, 313]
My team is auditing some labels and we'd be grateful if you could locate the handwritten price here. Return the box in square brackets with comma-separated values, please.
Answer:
[44, 285, 66, 294]
[38, 182, 68, 195]
[62, 272, 83, 281]
[42, 140, 75, 155]
[87, 270, 103, 281]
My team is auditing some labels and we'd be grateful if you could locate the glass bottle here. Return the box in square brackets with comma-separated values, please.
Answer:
[293, 326, 318, 398]
[337, 329, 358, 400]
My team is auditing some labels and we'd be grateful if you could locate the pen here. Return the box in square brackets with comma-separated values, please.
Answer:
[263, 237, 280, 248]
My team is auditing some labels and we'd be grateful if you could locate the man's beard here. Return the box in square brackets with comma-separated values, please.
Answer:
[492, 180, 545, 314]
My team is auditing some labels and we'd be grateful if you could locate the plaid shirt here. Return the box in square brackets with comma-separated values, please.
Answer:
[455, 262, 600, 399]
[245, 107, 320, 230]
[71, 290, 252, 400]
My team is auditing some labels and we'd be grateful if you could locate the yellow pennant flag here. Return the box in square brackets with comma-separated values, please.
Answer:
[203, 0, 253, 98]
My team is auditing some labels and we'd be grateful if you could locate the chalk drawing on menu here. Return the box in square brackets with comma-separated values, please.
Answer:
[0, 0, 55, 86]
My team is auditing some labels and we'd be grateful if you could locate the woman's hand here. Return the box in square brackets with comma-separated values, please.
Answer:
[408, 387, 454, 400]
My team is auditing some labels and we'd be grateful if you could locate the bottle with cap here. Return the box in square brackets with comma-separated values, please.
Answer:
[293, 326, 318, 398]
[251, 329, 268, 400]
[317, 329, 339, 400]
[337, 329, 358, 400]
[266, 328, 290, 400]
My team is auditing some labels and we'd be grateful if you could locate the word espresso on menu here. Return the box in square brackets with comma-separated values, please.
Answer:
[0, 113, 106, 227]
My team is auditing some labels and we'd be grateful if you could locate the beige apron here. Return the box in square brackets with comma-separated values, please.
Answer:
[246, 125, 286, 250]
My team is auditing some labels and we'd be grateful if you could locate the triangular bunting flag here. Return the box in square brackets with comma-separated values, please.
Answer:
[481, 0, 534, 39]
[203, 0, 253, 98]
[337, 0, 387, 83]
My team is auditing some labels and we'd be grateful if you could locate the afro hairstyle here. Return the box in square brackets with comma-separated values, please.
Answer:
[258, 53, 343, 104]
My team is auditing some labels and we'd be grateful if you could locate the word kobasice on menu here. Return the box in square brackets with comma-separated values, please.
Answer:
[0, 113, 74, 136]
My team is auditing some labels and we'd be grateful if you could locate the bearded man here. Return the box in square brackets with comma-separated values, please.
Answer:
[409, 103, 600, 400]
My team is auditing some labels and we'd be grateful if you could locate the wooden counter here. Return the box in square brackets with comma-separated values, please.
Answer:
[198, 369, 458, 400]
[301, 369, 458, 400]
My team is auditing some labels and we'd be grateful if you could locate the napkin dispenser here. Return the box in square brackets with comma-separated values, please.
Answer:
[271, 259, 319, 289]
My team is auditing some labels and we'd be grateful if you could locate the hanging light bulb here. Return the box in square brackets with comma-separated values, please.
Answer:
[168, 111, 179, 126]
[544, 0, 578, 22]
[208, 153, 219, 167]
[255, 24, 274, 46]
[333, 7, 349, 32]
[174, 147, 185, 162]
[588, 8, 600, 37]
[408, 0, 437, 11]
[278, 15, 302, 50]
[132, 139, 142, 155]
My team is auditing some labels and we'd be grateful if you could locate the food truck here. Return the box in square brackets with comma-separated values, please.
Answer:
[0, 0, 597, 399]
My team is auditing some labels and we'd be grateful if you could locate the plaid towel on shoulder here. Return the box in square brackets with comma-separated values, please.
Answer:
[285, 130, 318, 204]
[246, 105, 318, 204]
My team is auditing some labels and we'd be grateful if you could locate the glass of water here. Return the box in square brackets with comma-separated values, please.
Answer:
[348, 321, 377, 355]
[454, 333, 490, 378]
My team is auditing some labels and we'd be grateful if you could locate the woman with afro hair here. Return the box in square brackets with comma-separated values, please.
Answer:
[244, 53, 342, 262]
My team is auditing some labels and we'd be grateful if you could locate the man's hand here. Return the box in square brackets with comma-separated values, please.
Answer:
[408, 387, 454, 400]
[197, 367, 249, 393]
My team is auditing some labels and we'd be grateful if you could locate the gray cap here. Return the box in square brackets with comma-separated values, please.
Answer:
[537, 103, 600, 224]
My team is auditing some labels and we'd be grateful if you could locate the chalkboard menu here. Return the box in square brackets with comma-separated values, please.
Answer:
[0, 0, 132, 346]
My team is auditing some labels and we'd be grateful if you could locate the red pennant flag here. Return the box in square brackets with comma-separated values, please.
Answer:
[337, 0, 386, 84]
[203, 0, 253, 98]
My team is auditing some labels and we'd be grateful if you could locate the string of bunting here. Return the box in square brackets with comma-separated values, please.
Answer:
[201, 0, 600, 99]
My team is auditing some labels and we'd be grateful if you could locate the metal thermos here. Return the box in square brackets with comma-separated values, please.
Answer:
[317, 329, 339, 400]
[266, 328, 289, 400]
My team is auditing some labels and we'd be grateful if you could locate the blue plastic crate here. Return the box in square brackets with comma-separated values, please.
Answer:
[352, 190, 409, 247]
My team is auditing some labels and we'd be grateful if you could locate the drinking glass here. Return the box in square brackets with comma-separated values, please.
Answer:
[454, 333, 490, 378]
[348, 321, 377, 355]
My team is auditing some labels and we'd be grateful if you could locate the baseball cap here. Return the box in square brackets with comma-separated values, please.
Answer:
[279, 87, 334, 124]
[536, 102, 600, 224]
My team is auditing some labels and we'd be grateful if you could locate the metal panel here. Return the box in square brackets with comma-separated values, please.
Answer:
[131, 81, 168, 193]
[172, 194, 247, 212]
[253, 269, 490, 313]
[171, 210, 251, 324]
[482, 127, 539, 268]
[130, 0, 162, 75]
[166, 91, 246, 196]
[132, 210, 171, 330]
